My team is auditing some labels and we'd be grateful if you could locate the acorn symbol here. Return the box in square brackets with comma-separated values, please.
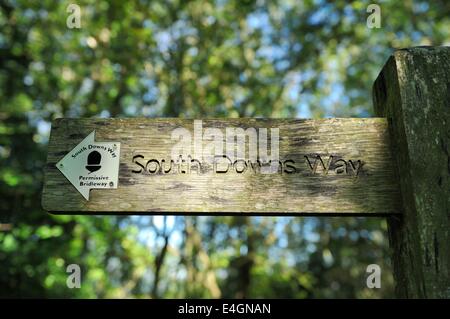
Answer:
[86, 151, 102, 173]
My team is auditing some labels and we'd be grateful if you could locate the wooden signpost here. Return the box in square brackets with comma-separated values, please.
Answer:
[41, 47, 449, 298]
[42, 118, 398, 214]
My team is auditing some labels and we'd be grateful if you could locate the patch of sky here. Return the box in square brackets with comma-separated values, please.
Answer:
[155, 30, 172, 53]
[256, 45, 285, 62]
[322, 83, 346, 117]
[343, 4, 357, 24]
[247, 11, 270, 31]
[297, 100, 312, 118]
[99, 110, 110, 118]
[34, 120, 51, 144]
[187, 46, 198, 57]
[124, 104, 137, 116]
[308, 3, 334, 26]
[413, 2, 429, 13]
[142, 78, 159, 103]
[24, 75, 34, 86]
[411, 31, 423, 42]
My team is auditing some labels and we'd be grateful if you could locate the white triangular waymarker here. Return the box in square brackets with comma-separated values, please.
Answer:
[56, 130, 120, 200]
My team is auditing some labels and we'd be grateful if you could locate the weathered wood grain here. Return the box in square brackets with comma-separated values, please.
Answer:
[374, 47, 450, 298]
[42, 118, 400, 214]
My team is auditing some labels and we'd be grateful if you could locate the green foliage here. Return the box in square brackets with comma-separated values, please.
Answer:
[0, 0, 448, 298]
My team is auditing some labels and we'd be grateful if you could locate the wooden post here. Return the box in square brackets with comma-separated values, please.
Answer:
[373, 47, 450, 298]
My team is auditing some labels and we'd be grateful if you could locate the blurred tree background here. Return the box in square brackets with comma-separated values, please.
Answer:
[0, 0, 449, 298]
